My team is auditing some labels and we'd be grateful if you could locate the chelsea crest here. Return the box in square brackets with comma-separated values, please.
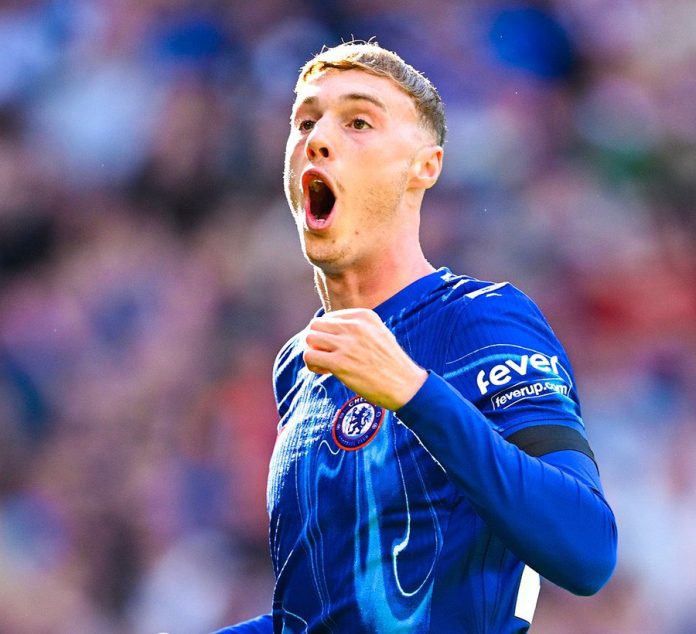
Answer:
[332, 396, 385, 451]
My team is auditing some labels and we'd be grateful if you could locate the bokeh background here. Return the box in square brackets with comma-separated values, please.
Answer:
[0, 0, 694, 632]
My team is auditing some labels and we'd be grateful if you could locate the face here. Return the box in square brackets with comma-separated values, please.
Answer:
[284, 68, 427, 273]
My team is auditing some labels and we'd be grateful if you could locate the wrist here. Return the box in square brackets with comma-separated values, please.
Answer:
[392, 365, 428, 410]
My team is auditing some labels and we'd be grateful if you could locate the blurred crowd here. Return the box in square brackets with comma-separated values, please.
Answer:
[0, 1, 694, 632]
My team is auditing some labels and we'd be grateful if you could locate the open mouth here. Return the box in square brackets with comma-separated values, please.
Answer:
[303, 171, 336, 227]
[309, 179, 335, 220]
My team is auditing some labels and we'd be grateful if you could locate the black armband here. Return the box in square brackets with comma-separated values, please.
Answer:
[505, 424, 596, 465]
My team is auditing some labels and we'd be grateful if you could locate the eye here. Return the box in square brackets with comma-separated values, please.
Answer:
[350, 118, 371, 130]
[298, 119, 315, 132]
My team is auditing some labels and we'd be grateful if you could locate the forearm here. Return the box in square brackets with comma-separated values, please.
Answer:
[396, 372, 617, 595]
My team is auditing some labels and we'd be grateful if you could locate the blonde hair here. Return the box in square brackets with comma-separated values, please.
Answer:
[296, 41, 446, 145]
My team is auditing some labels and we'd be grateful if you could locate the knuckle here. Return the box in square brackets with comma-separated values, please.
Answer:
[344, 320, 358, 333]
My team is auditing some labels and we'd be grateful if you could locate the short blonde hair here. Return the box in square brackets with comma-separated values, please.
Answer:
[296, 41, 446, 146]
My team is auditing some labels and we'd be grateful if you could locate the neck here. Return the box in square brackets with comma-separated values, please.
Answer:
[314, 246, 435, 313]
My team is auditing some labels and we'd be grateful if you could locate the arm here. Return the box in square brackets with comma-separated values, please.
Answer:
[396, 371, 617, 595]
[304, 307, 617, 595]
[211, 613, 273, 634]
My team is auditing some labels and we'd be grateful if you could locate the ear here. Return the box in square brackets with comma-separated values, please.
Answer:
[408, 144, 443, 190]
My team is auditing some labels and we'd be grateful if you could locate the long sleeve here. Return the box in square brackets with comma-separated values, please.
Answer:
[396, 371, 617, 596]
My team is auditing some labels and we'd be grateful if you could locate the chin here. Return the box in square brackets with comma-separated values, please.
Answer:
[305, 251, 339, 269]
[303, 248, 350, 274]
[300, 229, 358, 272]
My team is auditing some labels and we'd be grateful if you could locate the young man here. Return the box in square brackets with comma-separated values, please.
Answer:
[217, 42, 617, 633]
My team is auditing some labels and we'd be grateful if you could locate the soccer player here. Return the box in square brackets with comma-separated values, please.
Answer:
[215, 42, 617, 633]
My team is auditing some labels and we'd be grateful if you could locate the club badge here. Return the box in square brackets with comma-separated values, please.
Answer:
[332, 396, 385, 451]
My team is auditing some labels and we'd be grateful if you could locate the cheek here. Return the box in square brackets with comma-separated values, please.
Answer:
[283, 140, 294, 177]
[360, 144, 409, 178]
[286, 133, 305, 161]
[283, 140, 303, 202]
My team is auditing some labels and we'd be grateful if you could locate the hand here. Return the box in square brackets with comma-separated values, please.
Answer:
[304, 308, 428, 410]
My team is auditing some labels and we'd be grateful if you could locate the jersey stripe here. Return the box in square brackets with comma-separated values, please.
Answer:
[514, 565, 540, 623]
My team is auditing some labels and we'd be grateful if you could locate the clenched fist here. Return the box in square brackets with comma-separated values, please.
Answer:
[304, 308, 428, 411]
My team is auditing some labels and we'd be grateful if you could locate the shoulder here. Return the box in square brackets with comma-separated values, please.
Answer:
[435, 274, 583, 434]
[272, 329, 306, 409]
[273, 329, 305, 377]
[433, 273, 554, 342]
[438, 273, 568, 367]
[435, 273, 574, 382]
[395, 270, 564, 370]
[437, 271, 535, 310]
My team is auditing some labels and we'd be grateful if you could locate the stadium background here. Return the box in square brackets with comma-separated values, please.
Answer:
[0, 1, 694, 632]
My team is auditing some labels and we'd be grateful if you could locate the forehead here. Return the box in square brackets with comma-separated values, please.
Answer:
[292, 68, 418, 122]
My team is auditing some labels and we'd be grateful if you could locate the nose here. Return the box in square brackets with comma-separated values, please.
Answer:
[305, 121, 331, 161]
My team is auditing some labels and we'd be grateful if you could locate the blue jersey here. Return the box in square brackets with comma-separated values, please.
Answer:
[230, 268, 616, 634]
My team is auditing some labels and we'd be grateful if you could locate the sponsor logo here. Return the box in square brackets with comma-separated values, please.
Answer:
[492, 379, 569, 409]
[332, 396, 385, 451]
[476, 353, 562, 395]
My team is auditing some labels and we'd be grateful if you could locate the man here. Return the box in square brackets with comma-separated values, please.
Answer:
[217, 41, 617, 633]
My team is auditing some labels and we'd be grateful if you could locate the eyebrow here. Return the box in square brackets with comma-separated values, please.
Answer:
[295, 92, 388, 113]
[339, 93, 388, 111]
